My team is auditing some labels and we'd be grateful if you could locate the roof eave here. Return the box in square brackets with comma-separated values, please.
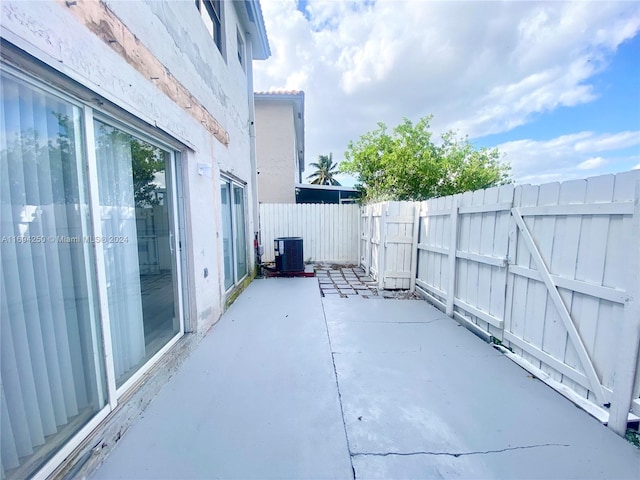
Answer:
[244, 0, 271, 60]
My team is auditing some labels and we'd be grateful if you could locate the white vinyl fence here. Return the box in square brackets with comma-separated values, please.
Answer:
[360, 171, 640, 436]
[259, 203, 360, 263]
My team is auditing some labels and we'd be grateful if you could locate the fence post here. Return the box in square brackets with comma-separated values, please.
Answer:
[365, 207, 372, 275]
[409, 202, 420, 292]
[608, 179, 640, 436]
[446, 197, 459, 317]
[378, 203, 389, 290]
[503, 188, 520, 335]
[358, 206, 362, 270]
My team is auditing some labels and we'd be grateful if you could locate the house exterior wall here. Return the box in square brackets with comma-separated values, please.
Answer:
[255, 101, 297, 203]
[1, 0, 256, 331]
[102, 0, 258, 329]
[0, 0, 266, 477]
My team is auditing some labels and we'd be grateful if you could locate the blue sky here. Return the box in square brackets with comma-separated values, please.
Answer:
[254, 0, 640, 185]
[473, 31, 640, 181]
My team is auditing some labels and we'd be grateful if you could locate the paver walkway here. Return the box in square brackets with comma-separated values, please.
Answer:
[93, 277, 640, 479]
[315, 264, 379, 298]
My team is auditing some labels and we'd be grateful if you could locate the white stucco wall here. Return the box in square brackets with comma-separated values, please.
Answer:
[255, 101, 296, 203]
[0, 0, 258, 333]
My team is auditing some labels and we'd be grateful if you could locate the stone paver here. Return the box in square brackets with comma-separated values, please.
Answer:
[315, 264, 381, 299]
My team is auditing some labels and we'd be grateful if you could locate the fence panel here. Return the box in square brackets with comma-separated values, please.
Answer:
[360, 170, 640, 432]
[415, 195, 452, 305]
[450, 185, 514, 338]
[259, 203, 360, 263]
[503, 171, 639, 423]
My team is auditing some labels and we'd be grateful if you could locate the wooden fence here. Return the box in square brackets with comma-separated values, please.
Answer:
[360, 171, 640, 435]
[259, 203, 360, 263]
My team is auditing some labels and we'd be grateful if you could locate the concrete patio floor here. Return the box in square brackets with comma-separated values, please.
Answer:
[92, 277, 640, 479]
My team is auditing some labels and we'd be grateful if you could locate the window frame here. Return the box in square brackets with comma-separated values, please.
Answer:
[236, 27, 245, 70]
[195, 0, 225, 57]
[90, 113, 186, 397]
[220, 175, 249, 292]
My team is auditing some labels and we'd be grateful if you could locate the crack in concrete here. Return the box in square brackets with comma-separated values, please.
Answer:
[335, 319, 447, 325]
[333, 350, 427, 354]
[352, 443, 570, 458]
[320, 298, 356, 480]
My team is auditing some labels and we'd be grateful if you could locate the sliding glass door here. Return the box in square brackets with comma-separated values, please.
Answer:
[1, 72, 107, 479]
[220, 179, 247, 291]
[1, 70, 183, 479]
[94, 120, 180, 386]
[220, 181, 234, 291]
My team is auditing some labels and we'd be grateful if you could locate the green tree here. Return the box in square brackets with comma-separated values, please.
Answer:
[130, 139, 165, 207]
[94, 123, 165, 207]
[307, 153, 341, 186]
[340, 116, 511, 202]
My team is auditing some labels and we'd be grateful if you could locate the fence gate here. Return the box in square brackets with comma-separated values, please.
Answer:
[360, 202, 418, 290]
[366, 171, 640, 434]
[501, 175, 639, 422]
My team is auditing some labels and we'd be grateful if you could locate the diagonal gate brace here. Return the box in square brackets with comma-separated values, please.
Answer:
[511, 208, 606, 405]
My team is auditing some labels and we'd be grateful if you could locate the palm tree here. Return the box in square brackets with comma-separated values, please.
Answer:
[307, 153, 341, 186]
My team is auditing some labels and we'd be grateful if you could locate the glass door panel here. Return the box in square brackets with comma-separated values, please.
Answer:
[233, 185, 246, 280]
[220, 181, 234, 290]
[1, 73, 106, 480]
[94, 121, 179, 387]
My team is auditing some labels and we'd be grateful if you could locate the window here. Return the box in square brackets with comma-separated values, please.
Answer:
[195, 0, 224, 55]
[237, 28, 245, 69]
[0, 69, 184, 479]
[220, 178, 247, 290]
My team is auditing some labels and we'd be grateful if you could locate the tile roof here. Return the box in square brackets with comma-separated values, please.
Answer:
[254, 90, 304, 96]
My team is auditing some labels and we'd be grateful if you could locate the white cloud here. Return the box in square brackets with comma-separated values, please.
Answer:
[496, 131, 640, 184]
[574, 131, 640, 153]
[577, 157, 607, 170]
[254, 0, 640, 178]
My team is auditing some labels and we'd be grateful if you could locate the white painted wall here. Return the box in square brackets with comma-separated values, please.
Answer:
[255, 101, 297, 203]
[0, 0, 260, 334]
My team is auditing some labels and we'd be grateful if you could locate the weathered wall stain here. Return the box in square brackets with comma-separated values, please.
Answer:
[60, 0, 230, 146]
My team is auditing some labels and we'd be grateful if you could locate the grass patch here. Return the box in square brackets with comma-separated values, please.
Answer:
[491, 336, 514, 353]
[626, 428, 640, 448]
[224, 272, 255, 310]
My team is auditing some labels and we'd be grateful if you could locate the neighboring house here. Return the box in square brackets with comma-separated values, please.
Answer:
[295, 184, 361, 204]
[254, 90, 305, 203]
[0, 1, 269, 478]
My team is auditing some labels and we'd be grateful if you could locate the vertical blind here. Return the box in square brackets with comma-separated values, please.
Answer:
[1, 69, 183, 480]
[1, 74, 106, 478]
[94, 122, 146, 385]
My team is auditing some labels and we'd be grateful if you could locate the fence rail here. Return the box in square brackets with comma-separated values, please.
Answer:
[259, 203, 360, 263]
[359, 171, 640, 436]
